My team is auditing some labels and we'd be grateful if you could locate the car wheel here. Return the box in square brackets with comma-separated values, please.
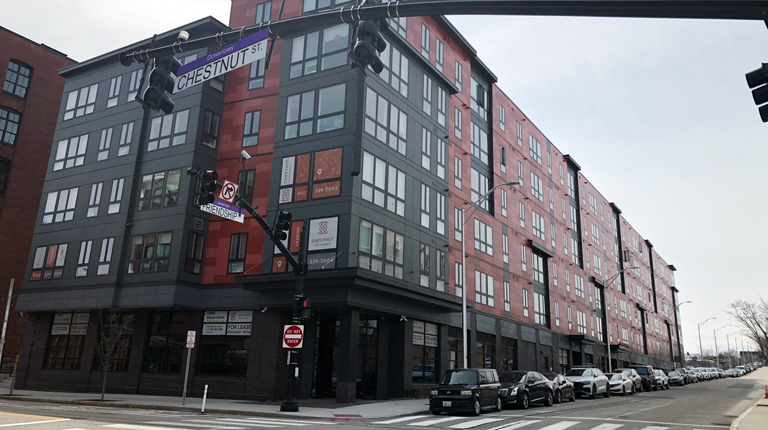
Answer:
[653, 383, 658, 391]
[545, 391, 554, 407]
[590, 385, 598, 399]
[621, 386, 626, 396]
[495, 396, 502, 412]
[666, 383, 670, 390]
[431, 411, 441, 415]
[569, 391, 576, 402]
[638, 383, 643, 393]
[554, 390, 562, 404]
[604, 385, 611, 398]
[473, 398, 481, 416]
[518, 392, 530, 409]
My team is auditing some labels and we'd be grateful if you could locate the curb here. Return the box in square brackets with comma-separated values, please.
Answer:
[730, 396, 764, 430]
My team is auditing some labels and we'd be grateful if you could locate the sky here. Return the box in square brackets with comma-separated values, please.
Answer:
[4, 0, 766, 359]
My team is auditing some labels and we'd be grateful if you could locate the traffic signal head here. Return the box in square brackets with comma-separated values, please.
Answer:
[350, 18, 388, 74]
[273, 210, 292, 242]
[142, 57, 183, 114]
[745, 64, 768, 122]
[195, 170, 218, 206]
[299, 298, 311, 320]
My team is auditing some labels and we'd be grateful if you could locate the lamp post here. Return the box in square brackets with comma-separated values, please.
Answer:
[461, 181, 520, 369]
[697, 317, 716, 361]
[713, 325, 733, 369]
[673, 301, 691, 367]
[598, 265, 640, 373]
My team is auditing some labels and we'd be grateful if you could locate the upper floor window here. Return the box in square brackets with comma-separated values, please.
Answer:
[435, 38, 444, 73]
[361, 151, 405, 217]
[0, 108, 20, 145]
[529, 135, 542, 164]
[0, 158, 9, 195]
[589, 193, 598, 214]
[87, 182, 102, 217]
[118, 122, 134, 156]
[454, 107, 462, 139]
[364, 87, 407, 155]
[516, 121, 523, 146]
[228, 233, 248, 274]
[54, 134, 87, 171]
[255, 1, 272, 23]
[3, 60, 32, 98]
[248, 59, 266, 89]
[532, 253, 545, 283]
[238, 169, 255, 206]
[473, 219, 493, 256]
[243, 110, 261, 147]
[107, 76, 122, 108]
[128, 69, 143, 100]
[470, 122, 488, 165]
[475, 270, 494, 307]
[470, 168, 489, 211]
[285, 83, 345, 139]
[470, 78, 488, 121]
[455, 61, 463, 90]
[437, 87, 446, 127]
[185, 232, 205, 275]
[138, 169, 181, 211]
[43, 187, 78, 224]
[454, 156, 462, 189]
[358, 219, 404, 279]
[421, 24, 430, 58]
[64, 84, 98, 120]
[530, 172, 543, 201]
[202, 110, 221, 149]
[97, 127, 112, 161]
[379, 42, 409, 98]
[499, 105, 505, 131]
[289, 24, 349, 79]
[148, 109, 188, 151]
[419, 244, 430, 287]
[129, 232, 173, 273]
[302, 0, 352, 13]
[390, 17, 407, 37]
[422, 75, 433, 116]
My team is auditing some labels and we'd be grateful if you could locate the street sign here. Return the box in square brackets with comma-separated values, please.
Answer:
[173, 29, 269, 94]
[186, 330, 196, 349]
[219, 180, 237, 204]
[282, 325, 304, 349]
[200, 199, 244, 223]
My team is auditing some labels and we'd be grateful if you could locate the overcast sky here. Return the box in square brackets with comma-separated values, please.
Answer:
[5, 0, 766, 358]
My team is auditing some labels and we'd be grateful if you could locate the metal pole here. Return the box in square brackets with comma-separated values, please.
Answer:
[182, 348, 192, 405]
[281, 220, 307, 412]
[698, 324, 703, 361]
[200, 384, 208, 415]
[607, 324, 612, 373]
[461, 207, 468, 369]
[0, 279, 14, 364]
[714, 329, 719, 369]
[726, 334, 730, 368]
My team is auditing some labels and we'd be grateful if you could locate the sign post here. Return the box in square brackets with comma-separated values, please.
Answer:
[182, 330, 196, 405]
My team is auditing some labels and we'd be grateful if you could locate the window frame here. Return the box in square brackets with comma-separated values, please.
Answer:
[228, 233, 248, 274]
[0, 107, 21, 145]
[3, 60, 33, 98]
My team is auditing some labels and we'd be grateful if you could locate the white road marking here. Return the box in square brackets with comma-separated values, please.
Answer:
[408, 416, 464, 426]
[542, 416, 728, 428]
[538, 422, 580, 430]
[373, 416, 426, 424]
[588, 425, 624, 430]
[104, 425, 189, 430]
[145, 422, 246, 429]
[492, 421, 542, 430]
[615, 403, 670, 417]
[449, 418, 504, 429]
[638, 427, 668, 430]
[0, 420, 71, 428]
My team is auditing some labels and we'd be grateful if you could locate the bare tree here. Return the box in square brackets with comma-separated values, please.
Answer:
[492, 319, 517, 372]
[93, 309, 132, 401]
[727, 299, 768, 361]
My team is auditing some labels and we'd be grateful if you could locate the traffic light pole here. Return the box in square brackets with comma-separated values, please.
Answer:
[281, 220, 308, 412]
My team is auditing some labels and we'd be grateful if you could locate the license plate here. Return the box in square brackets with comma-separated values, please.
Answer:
[442, 401, 452, 407]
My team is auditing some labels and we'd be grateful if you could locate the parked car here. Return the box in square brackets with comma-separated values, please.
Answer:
[606, 372, 635, 396]
[725, 369, 739, 378]
[629, 365, 658, 391]
[717, 369, 726, 379]
[499, 371, 554, 409]
[694, 368, 709, 381]
[615, 368, 644, 392]
[544, 372, 576, 403]
[668, 370, 685, 386]
[675, 368, 693, 384]
[653, 369, 669, 390]
[565, 366, 611, 399]
[429, 368, 501, 416]
[736, 366, 747, 376]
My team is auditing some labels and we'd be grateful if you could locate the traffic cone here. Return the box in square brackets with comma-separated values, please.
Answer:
[764, 385, 767, 399]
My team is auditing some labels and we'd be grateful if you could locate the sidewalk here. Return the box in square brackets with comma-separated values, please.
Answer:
[0, 388, 430, 419]
[729, 367, 768, 430]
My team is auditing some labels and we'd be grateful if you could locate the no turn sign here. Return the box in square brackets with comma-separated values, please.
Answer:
[219, 180, 238, 203]
[282, 325, 304, 349]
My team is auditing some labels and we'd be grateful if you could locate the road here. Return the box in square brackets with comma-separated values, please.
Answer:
[0, 372, 764, 430]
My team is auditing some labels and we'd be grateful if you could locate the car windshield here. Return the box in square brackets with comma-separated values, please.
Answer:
[634, 368, 649, 375]
[565, 369, 587, 377]
[654, 370, 662, 376]
[499, 372, 526, 383]
[440, 370, 478, 386]
[669, 371, 680, 376]
[608, 374, 623, 381]
[621, 370, 632, 376]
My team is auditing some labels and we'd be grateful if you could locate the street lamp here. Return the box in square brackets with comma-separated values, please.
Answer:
[697, 317, 716, 361]
[713, 325, 733, 369]
[460, 180, 520, 369]
[597, 264, 639, 373]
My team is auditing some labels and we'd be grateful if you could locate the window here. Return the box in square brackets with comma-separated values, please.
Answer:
[563, 232, 568, 255]
[63, 84, 98, 120]
[521, 244, 528, 272]
[107, 76, 121, 108]
[437, 139, 446, 180]
[358, 220, 404, 279]
[499, 105, 505, 131]
[361, 151, 405, 217]
[590, 193, 597, 214]
[529, 135, 542, 164]
[566, 268, 570, 291]
[572, 237, 581, 266]
[87, 182, 102, 217]
[422, 75, 433, 116]
[138, 169, 181, 211]
[248, 59, 266, 89]
[454, 156, 462, 189]
[454, 207, 463, 242]
[242, 110, 261, 147]
[473, 219, 493, 256]
[555, 302, 560, 326]
[128, 232, 172, 274]
[470, 122, 488, 164]
[454, 107, 462, 139]
[575, 274, 585, 298]
[470, 168, 489, 211]
[553, 261, 558, 286]
[228, 233, 248, 274]
[523, 289, 529, 317]
[76, 240, 92, 277]
[532, 210, 545, 241]
[454, 262, 464, 297]
[560, 164, 565, 185]
[534, 292, 547, 326]
[620, 300, 627, 319]
[436, 193, 446, 235]
[518, 161, 524, 186]
[255, 1, 272, 23]
[437, 87, 446, 127]
[530, 172, 543, 201]
[592, 224, 600, 244]
[577, 310, 587, 334]
[184, 232, 205, 275]
[420, 184, 431, 228]
[364, 87, 407, 155]
[470, 78, 488, 120]
[475, 270, 494, 307]
[237, 169, 255, 206]
[419, 244, 430, 287]
[148, 109, 189, 151]
[436, 250, 446, 291]
[413, 321, 438, 383]
[551, 223, 556, 248]
[43, 187, 78, 224]
[504, 281, 510, 311]
[568, 306, 573, 330]
[501, 189, 507, 217]
[568, 171, 576, 199]
[0, 108, 20, 145]
[302, 0, 353, 12]
[379, 42, 409, 98]
[97, 127, 112, 161]
[289, 24, 349, 78]
[532, 253, 545, 283]
[435, 38, 444, 72]
[285, 83, 345, 139]
[118, 122, 134, 156]
[549, 187, 554, 211]
[202, 110, 221, 149]
[93, 312, 135, 372]
[421, 24, 430, 58]
[30, 244, 68, 281]
[391, 17, 407, 37]
[455, 61, 463, 90]
[53, 134, 87, 171]
[0, 158, 9, 195]
[128, 69, 143, 100]
[421, 128, 431, 170]
[570, 204, 578, 230]
[4, 60, 32, 98]
[144, 312, 188, 373]
[108, 178, 124, 214]
[516, 121, 523, 147]
[561, 197, 566, 219]
[502, 232, 509, 264]
[519, 201, 525, 228]
[43, 313, 88, 370]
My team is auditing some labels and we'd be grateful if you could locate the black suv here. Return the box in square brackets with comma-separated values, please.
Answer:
[629, 365, 657, 391]
[429, 369, 502, 416]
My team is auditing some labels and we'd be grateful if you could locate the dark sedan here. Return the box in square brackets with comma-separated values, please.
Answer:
[499, 371, 554, 409]
[668, 370, 685, 386]
[544, 372, 576, 403]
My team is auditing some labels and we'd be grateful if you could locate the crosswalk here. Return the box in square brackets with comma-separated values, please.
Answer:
[371, 415, 724, 430]
[86, 416, 336, 429]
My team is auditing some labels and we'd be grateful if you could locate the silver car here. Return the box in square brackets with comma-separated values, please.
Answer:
[565, 367, 611, 399]
[653, 369, 669, 389]
[606, 372, 635, 396]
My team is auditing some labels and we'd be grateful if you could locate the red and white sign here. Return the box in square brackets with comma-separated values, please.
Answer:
[186, 330, 196, 349]
[219, 180, 238, 203]
[282, 325, 304, 349]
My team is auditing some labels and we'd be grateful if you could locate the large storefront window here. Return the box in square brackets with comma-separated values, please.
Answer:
[43, 313, 89, 370]
[476, 332, 495, 369]
[143, 312, 187, 374]
[412, 321, 438, 383]
[559, 349, 570, 372]
[92, 312, 135, 372]
[497, 336, 517, 371]
[447, 327, 463, 370]
[198, 311, 252, 376]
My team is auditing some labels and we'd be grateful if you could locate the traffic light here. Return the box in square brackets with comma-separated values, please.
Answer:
[273, 210, 292, 242]
[195, 170, 218, 206]
[349, 1, 388, 74]
[141, 56, 182, 114]
[298, 297, 311, 321]
[746, 63, 768, 122]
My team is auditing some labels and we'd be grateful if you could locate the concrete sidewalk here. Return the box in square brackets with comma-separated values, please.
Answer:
[0, 389, 430, 419]
[729, 367, 768, 430]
